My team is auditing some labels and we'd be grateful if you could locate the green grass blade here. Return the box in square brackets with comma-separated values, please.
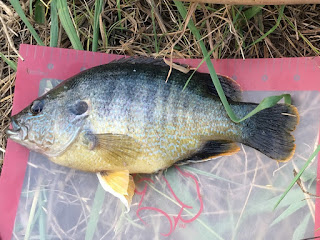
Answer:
[106, 20, 123, 48]
[244, 5, 264, 21]
[247, 5, 284, 48]
[56, 0, 83, 50]
[50, 0, 59, 47]
[24, 186, 40, 240]
[92, 0, 103, 52]
[34, 0, 45, 25]
[233, 6, 243, 23]
[85, 184, 106, 240]
[151, 6, 159, 53]
[9, 0, 44, 46]
[116, 0, 122, 24]
[235, 94, 291, 122]
[270, 200, 305, 227]
[174, 1, 237, 120]
[181, 166, 241, 185]
[293, 213, 311, 240]
[0, 53, 17, 71]
[183, 47, 218, 91]
[38, 190, 46, 240]
[174, 1, 291, 123]
[283, 14, 320, 55]
[29, 0, 33, 17]
[274, 144, 320, 210]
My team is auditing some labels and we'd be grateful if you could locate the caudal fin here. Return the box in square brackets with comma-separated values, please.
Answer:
[240, 103, 299, 162]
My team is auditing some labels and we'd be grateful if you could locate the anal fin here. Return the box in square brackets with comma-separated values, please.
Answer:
[176, 141, 240, 165]
[97, 170, 135, 212]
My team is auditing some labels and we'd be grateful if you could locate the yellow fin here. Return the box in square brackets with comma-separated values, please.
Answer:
[102, 170, 130, 195]
[124, 175, 135, 208]
[97, 171, 135, 212]
[82, 132, 142, 161]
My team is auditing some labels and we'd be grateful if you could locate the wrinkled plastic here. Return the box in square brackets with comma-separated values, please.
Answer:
[2, 45, 319, 240]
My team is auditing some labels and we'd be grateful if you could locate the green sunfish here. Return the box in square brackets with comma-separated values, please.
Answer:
[6, 58, 299, 210]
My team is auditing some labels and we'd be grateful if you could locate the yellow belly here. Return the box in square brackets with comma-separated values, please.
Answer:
[50, 133, 201, 174]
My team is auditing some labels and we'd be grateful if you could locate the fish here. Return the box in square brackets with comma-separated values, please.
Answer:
[6, 57, 299, 210]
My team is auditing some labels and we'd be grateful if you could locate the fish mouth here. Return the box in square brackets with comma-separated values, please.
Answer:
[6, 117, 27, 141]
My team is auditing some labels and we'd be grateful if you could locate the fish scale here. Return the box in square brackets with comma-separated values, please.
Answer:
[105, 86, 223, 169]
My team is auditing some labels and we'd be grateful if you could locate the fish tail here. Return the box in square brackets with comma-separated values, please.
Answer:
[239, 103, 299, 161]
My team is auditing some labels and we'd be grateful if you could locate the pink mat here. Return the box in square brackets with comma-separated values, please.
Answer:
[0, 44, 319, 239]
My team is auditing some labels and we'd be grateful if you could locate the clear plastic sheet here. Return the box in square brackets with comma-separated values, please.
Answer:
[12, 79, 320, 239]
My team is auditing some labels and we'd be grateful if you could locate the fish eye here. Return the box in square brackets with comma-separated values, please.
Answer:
[30, 100, 44, 115]
[70, 100, 88, 115]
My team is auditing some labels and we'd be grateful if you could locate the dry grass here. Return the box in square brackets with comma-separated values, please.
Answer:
[0, 1, 320, 174]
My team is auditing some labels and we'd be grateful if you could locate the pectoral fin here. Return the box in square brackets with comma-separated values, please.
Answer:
[82, 132, 142, 162]
[97, 170, 135, 212]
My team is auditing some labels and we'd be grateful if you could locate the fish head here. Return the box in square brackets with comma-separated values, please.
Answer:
[6, 87, 90, 157]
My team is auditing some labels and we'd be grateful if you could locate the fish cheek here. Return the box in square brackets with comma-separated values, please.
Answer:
[38, 101, 90, 156]
[43, 130, 55, 147]
[22, 115, 55, 153]
[44, 122, 82, 157]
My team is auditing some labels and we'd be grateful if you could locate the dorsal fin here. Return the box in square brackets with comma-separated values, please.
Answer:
[109, 57, 168, 67]
[203, 75, 242, 102]
[180, 72, 242, 102]
[108, 57, 242, 101]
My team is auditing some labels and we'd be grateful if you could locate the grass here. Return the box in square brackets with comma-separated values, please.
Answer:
[246, 5, 285, 48]
[49, 0, 58, 47]
[56, 0, 83, 50]
[1, 1, 320, 239]
[175, 1, 291, 123]
[274, 145, 320, 210]
[9, 0, 44, 45]
[0, 53, 17, 71]
[92, 0, 103, 52]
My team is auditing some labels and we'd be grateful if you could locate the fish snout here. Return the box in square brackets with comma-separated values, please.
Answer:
[6, 117, 26, 141]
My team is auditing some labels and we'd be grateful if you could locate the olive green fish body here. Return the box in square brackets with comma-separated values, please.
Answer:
[7, 58, 299, 175]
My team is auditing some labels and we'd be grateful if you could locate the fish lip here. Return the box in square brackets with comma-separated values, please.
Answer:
[11, 117, 21, 131]
[6, 128, 22, 141]
[6, 117, 27, 141]
[6, 127, 28, 141]
[6, 129, 19, 135]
